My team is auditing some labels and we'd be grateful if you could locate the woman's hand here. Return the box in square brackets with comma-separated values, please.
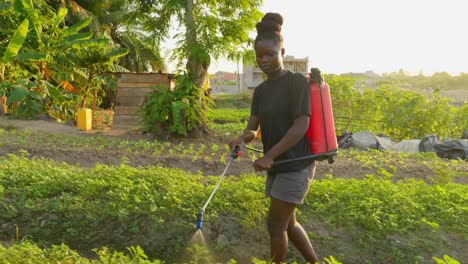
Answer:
[229, 136, 244, 152]
[229, 130, 258, 151]
[229, 115, 259, 151]
[253, 156, 274, 172]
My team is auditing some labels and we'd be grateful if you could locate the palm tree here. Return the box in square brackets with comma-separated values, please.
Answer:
[49, 0, 166, 72]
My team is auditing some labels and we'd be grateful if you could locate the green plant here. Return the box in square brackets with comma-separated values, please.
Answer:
[450, 102, 468, 138]
[0, 1, 127, 119]
[212, 93, 252, 109]
[429, 162, 456, 185]
[0, 154, 467, 263]
[185, 243, 212, 264]
[326, 74, 463, 140]
[0, 241, 163, 263]
[207, 108, 250, 123]
[433, 255, 461, 264]
[0, 16, 42, 117]
[324, 256, 343, 264]
[142, 74, 213, 136]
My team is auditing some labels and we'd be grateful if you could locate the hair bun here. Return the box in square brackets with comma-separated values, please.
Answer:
[256, 12, 283, 34]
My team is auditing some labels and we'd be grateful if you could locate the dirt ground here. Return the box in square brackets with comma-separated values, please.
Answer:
[1, 116, 466, 184]
[0, 116, 131, 136]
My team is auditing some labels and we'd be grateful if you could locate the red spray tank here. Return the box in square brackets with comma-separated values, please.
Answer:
[306, 68, 338, 163]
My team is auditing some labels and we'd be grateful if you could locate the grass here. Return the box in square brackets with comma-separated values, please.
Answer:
[211, 92, 252, 109]
[341, 148, 468, 182]
[207, 108, 250, 123]
[209, 94, 252, 137]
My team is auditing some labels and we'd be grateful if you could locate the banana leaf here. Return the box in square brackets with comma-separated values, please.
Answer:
[54, 7, 68, 29]
[6, 87, 29, 105]
[105, 48, 129, 61]
[17, 53, 47, 62]
[2, 19, 29, 62]
[63, 32, 94, 43]
[61, 17, 92, 37]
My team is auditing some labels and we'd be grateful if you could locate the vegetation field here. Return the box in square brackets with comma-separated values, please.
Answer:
[1, 0, 466, 263]
[1, 94, 467, 264]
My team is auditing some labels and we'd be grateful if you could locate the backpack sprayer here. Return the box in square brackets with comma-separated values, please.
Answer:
[196, 145, 241, 230]
[305, 68, 338, 163]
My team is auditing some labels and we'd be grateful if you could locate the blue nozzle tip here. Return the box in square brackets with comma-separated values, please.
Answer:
[196, 210, 204, 230]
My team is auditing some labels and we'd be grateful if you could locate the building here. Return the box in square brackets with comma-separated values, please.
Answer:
[213, 71, 237, 82]
[282, 55, 308, 76]
[209, 71, 240, 94]
[242, 55, 308, 89]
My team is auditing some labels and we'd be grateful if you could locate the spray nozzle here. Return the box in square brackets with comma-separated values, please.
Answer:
[196, 209, 204, 230]
[231, 145, 241, 159]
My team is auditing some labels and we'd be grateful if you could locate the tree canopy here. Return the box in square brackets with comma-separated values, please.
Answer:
[142, 0, 263, 87]
[138, 0, 263, 135]
[47, 0, 166, 72]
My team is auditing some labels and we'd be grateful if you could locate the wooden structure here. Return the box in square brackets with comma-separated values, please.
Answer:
[113, 73, 175, 129]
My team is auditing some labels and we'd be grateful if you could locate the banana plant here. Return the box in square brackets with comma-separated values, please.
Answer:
[0, 3, 81, 116]
[32, 6, 128, 112]
[0, 19, 29, 83]
[0, 17, 31, 115]
[1, 0, 128, 118]
[68, 42, 128, 108]
[0, 16, 45, 116]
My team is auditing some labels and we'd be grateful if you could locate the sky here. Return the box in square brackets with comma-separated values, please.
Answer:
[167, 0, 468, 76]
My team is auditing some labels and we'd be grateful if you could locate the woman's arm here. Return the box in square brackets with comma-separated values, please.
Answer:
[229, 115, 260, 150]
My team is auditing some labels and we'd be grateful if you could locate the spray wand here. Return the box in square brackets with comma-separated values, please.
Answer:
[196, 145, 241, 230]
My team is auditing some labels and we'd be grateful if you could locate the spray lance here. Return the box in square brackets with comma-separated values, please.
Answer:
[196, 144, 242, 230]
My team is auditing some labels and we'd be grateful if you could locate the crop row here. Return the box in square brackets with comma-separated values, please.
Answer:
[0, 154, 466, 263]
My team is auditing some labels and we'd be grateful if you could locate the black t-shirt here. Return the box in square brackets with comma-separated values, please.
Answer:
[251, 71, 313, 174]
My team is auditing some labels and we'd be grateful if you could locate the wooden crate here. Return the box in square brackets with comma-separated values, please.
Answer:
[113, 73, 175, 128]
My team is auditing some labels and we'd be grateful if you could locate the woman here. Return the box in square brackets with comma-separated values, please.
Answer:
[229, 13, 320, 264]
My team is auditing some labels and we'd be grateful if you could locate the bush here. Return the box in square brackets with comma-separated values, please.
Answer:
[142, 74, 212, 136]
[327, 74, 465, 140]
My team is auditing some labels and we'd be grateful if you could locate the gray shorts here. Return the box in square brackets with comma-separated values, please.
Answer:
[265, 161, 317, 205]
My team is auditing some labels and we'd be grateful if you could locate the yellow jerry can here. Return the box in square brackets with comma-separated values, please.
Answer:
[77, 108, 92, 131]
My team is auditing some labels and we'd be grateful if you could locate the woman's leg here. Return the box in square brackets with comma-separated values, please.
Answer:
[267, 162, 319, 263]
[287, 211, 320, 263]
[268, 197, 296, 263]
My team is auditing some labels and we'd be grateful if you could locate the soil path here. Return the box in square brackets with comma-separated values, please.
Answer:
[0, 116, 131, 136]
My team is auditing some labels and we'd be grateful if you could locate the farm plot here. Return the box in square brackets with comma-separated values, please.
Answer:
[0, 94, 467, 263]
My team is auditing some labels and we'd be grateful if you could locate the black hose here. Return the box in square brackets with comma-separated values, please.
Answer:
[244, 145, 337, 166]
